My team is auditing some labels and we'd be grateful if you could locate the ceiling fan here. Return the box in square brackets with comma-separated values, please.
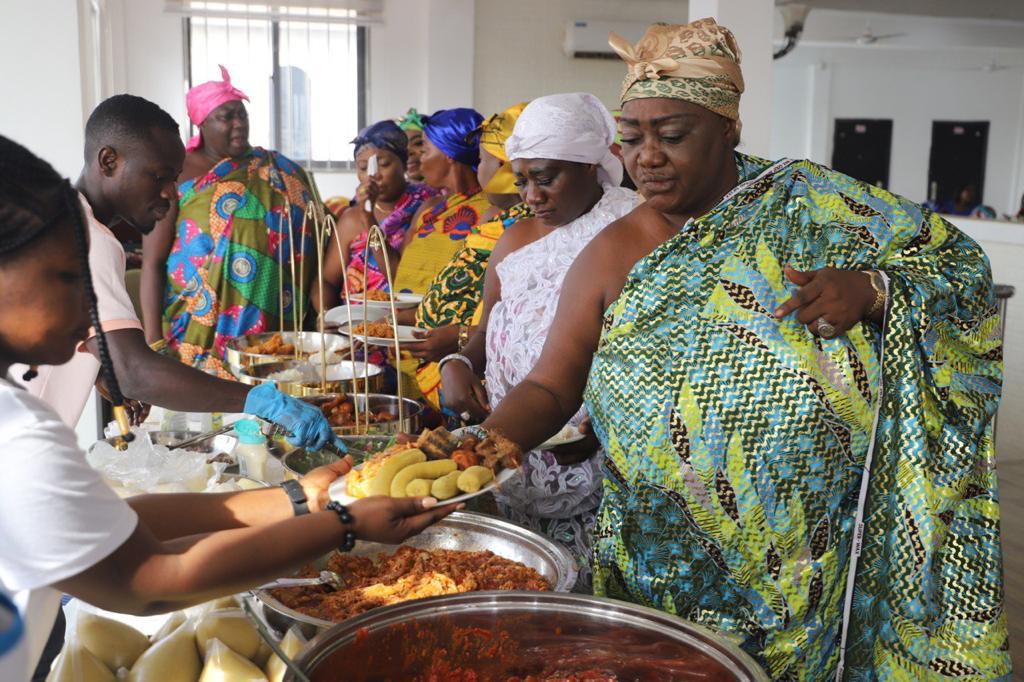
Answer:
[841, 20, 907, 45]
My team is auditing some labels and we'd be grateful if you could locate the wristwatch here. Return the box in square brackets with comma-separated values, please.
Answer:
[281, 479, 310, 516]
[866, 270, 888, 318]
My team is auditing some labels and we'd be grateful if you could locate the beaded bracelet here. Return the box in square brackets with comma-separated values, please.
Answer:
[325, 501, 357, 552]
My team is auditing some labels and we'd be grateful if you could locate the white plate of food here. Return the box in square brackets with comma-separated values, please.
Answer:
[328, 426, 521, 506]
[336, 320, 426, 346]
[538, 424, 586, 450]
[323, 304, 388, 327]
[347, 291, 423, 310]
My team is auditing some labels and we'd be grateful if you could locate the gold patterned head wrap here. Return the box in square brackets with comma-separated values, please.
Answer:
[609, 18, 744, 121]
[475, 102, 527, 195]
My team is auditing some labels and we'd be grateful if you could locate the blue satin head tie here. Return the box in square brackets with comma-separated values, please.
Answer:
[422, 108, 484, 170]
[351, 119, 409, 165]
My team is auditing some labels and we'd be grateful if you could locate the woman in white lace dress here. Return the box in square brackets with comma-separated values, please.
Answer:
[439, 94, 638, 588]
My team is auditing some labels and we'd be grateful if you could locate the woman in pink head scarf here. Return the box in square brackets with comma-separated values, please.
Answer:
[140, 66, 318, 376]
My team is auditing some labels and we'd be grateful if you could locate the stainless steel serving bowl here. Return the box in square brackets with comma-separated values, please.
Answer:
[224, 331, 350, 375]
[301, 393, 422, 435]
[280, 448, 340, 480]
[287, 592, 769, 682]
[251, 511, 577, 639]
[236, 359, 384, 397]
[281, 435, 397, 479]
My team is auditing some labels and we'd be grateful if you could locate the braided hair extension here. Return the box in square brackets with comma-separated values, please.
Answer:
[64, 183, 130, 418]
[0, 136, 131, 437]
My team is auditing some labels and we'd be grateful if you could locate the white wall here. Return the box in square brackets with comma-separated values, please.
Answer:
[472, 0, 689, 116]
[772, 57, 1024, 211]
[0, 0, 85, 177]
[771, 11, 1024, 214]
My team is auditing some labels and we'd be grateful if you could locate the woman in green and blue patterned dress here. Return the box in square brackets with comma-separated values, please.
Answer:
[482, 18, 1008, 681]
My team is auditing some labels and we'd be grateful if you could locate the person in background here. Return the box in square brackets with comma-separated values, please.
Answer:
[392, 108, 491, 297]
[0, 136, 458, 682]
[387, 108, 491, 400]
[141, 65, 316, 377]
[926, 182, 995, 218]
[609, 109, 637, 191]
[480, 19, 1007, 678]
[311, 120, 436, 311]
[402, 103, 532, 411]
[18, 95, 339, 451]
[323, 194, 352, 224]
[397, 108, 427, 183]
[1010, 192, 1024, 222]
[441, 94, 638, 587]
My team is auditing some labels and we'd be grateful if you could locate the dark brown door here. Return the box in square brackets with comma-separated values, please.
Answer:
[927, 121, 989, 205]
[832, 119, 893, 189]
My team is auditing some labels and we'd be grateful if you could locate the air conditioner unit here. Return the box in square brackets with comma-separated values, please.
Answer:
[563, 20, 649, 60]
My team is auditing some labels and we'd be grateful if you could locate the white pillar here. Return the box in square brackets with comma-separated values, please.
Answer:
[423, 0, 475, 112]
[689, 0, 774, 158]
[806, 61, 832, 165]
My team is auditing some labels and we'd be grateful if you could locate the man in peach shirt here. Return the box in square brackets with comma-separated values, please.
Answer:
[19, 94, 337, 450]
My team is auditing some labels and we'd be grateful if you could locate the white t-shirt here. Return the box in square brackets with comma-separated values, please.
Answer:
[0, 377, 138, 680]
[12, 194, 143, 427]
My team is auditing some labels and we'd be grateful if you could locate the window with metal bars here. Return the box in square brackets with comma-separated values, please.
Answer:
[185, 8, 367, 170]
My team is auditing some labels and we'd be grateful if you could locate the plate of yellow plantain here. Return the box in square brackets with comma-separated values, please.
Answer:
[327, 430, 520, 506]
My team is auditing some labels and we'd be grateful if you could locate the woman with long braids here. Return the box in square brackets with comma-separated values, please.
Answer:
[0, 136, 458, 680]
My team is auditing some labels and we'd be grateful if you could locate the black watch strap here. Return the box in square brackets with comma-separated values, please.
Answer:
[281, 479, 310, 516]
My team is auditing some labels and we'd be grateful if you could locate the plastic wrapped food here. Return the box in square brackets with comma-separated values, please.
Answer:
[264, 626, 307, 682]
[150, 611, 187, 642]
[76, 611, 150, 671]
[196, 609, 262, 660]
[126, 620, 200, 682]
[87, 427, 226, 496]
[198, 639, 268, 682]
[46, 644, 116, 682]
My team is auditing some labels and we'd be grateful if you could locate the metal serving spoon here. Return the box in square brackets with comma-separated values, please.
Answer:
[256, 570, 346, 591]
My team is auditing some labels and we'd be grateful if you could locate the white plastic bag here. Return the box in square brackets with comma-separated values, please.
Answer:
[88, 426, 231, 495]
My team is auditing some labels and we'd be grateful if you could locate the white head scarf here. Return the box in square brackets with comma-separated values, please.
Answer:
[504, 92, 623, 187]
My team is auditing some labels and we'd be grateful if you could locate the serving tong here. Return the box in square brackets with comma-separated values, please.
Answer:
[170, 420, 353, 459]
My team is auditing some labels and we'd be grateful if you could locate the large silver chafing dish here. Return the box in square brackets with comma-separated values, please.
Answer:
[251, 511, 577, 639]
[237, 359, 384, 397]
[288, 592, 769, 681]
[300, 393, 422, 436]
[224, 331, 349, 375]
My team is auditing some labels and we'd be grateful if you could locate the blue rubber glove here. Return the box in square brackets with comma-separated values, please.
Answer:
[243, 383, 341, 451]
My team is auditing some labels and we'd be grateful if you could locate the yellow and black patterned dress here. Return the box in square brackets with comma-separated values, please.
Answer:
[584, 153, 1008, 679]
[407, 203, 531, 408]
